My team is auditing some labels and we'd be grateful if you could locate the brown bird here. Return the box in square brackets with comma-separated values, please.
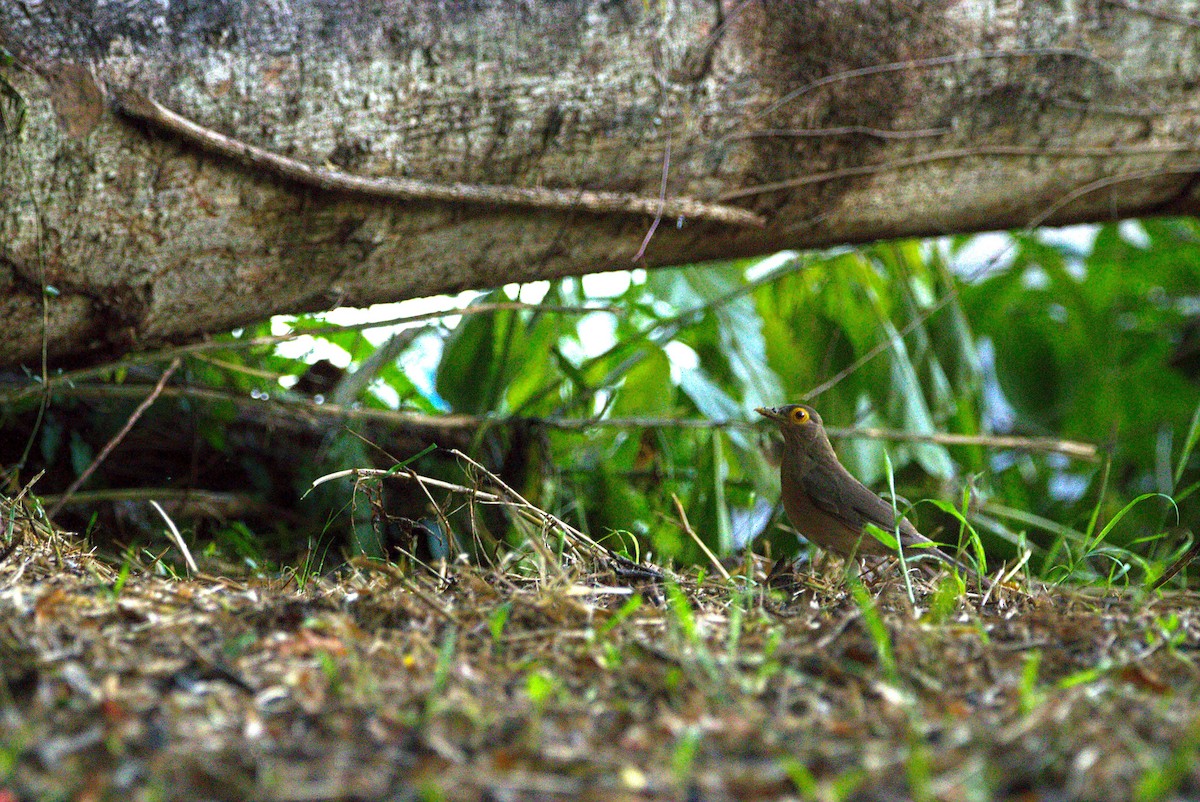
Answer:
[756, 403, 987, 584]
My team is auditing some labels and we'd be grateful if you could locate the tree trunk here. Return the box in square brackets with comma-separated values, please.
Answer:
[2, 0, 1199, 367]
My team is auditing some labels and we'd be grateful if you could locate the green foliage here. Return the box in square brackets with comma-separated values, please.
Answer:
[1133, 718, 1200, 802]
[670, 726, 702, 786]
[1017, 650, 1044, 715]
[429, 627, 458, 701]
[11, 216, 1199, 585]
[957, 222, 1198, 574]
[488, 602, 512, 645]
[0, 56, 26, 140]
[412, 221, 1196, 582]
[849, 577, 898, 684]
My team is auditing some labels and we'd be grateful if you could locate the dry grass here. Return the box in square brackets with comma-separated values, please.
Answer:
[2, 491, 1199, 802]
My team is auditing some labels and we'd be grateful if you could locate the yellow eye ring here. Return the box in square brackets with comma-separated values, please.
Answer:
[789, 407, 810, 425]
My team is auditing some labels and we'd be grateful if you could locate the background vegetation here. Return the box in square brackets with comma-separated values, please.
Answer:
[3, 219, 1198, 586]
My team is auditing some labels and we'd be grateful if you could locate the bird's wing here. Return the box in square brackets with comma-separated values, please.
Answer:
[801, 460, 912, 536]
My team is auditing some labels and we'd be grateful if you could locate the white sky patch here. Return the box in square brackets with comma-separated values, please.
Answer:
[1049, 472, 1091, 503]
[946, 232, 1014, 279]
[324, 291, 482, 343]
[518, 281, 551, 304]
[977, 337, 1016, 432]
[272, 332, 354, 366]
[744, 250, 798, 282]
[270, 291, 483, 402]
[664, 340, 699, 384]
[1041, 225, 1096, 282]
[574, 312, 617, 358]
[370, 379, 401, 408]
[592, 390, 612, 416]
[270, 275, 642, 405]
[581, 270, 634, 298]
[1039, 224, 1098, 255]
[1021, 266, 1050, 290]
[945, 225, 1101, 281]
[398, 330, 445, 405]
[267, 228, 1111, 404]
[1118, 220, 1151, 248]
[272, 291, 482, 356]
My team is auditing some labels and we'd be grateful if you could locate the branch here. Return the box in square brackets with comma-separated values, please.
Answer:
[46, 358, 181, 519]
[0, 300, 619, 405]
[112, 90, 765, 228]
[745, 47, 1153, 125]
[1102, 0, 1200, 28]
[533, 416, 1101, 461]
[14, 376, 1103, 461]
[718, 144, 1200, 202]
[835, 425, 1100, 462]
[30, 383, 476, 431]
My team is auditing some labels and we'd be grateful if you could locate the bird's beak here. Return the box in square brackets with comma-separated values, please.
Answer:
[755, 407, 783, 422]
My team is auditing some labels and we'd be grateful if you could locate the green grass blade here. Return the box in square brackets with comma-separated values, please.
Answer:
[1085, 493, 1179, 554]
[1174, 397, 1200, 489]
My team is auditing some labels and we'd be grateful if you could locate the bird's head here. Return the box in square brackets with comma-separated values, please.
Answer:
[755, 404, 831, 461]
[756, 403, 822, 430]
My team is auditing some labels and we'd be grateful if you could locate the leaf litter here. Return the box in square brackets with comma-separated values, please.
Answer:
[1, 491, 1199, 801]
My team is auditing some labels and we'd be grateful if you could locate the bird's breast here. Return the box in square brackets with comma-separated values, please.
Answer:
[780, 461, 892, 557]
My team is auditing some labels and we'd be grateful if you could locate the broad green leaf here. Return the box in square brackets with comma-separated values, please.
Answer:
[611, 347, 675, 416]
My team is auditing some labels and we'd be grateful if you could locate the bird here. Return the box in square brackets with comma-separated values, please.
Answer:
[756, 403, 989, 586]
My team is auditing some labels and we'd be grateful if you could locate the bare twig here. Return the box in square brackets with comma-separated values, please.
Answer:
[534, 416, 1100, 460]
[717, 144, 1200, 201]
[312, 467, 501, 500]
[1150, 536, 1200, 592]
[729, 125, 950, 142]
[27, 377, 1102, 461]
[1102, 0, 1200, 28]
[671, 493, 730, 581]
[348, 556, 463, 625]
[112, 90, 764, 227]
[149, 499, 199, 574]
[314, 454, 611, 563]
[633, 140, 671, 262]
[746, 47, 1154, 125]
[10, 471, 42, 501]
[29, 383, 479, 432]
[448, 449, 608, 557]
[831, 426, 1100, 462]
[48, 358, 181, 520]
[1026, 163, 1200, 229]
[40, 487, 273, 517]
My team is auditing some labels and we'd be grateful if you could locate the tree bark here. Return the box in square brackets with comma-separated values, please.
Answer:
[2, 0, 1199, 367]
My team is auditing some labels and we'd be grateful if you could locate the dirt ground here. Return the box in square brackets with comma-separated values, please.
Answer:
[2, 504, 1199, 802]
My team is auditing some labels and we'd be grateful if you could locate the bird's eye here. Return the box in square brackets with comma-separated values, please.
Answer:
[789, 407, 810, 424]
